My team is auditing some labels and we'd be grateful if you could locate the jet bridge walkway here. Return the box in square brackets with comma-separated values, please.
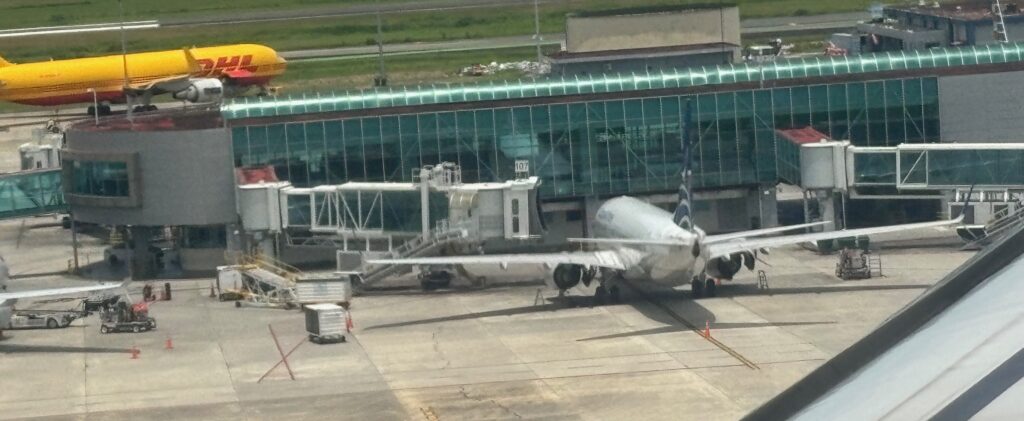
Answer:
[0, 168, 66, 220]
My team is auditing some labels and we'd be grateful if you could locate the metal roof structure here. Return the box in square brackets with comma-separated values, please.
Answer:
[222, 43, 1024, 120]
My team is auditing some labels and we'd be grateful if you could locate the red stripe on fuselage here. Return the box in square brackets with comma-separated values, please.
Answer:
[13, 91, 125, 106]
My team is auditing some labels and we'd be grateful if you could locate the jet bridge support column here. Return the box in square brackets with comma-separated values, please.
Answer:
[420, 167, 430, 239]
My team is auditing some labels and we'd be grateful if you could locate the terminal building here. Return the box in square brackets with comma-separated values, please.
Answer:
[848, 1, 1024, 53]
[547, 5, 741, 77]
[5, 43, 1024, 275]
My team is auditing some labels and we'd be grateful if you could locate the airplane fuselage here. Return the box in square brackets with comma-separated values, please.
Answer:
[592, 196, 708, 286]
[0, 44, 286, 106]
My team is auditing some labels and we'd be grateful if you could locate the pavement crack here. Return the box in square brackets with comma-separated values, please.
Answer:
[432, 328, 451, 369]
[458, 386, 523, 419]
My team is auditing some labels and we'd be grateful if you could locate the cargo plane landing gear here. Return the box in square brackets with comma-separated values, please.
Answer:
[87, 104, 112, 117]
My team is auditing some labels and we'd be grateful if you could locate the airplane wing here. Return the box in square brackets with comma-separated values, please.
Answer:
[128, 74, 191, 93]
[704, 221, 832, 244]
[0, 279, 130, 306]
[568, 238, 689, 246]
[366, 250, 627, 270]
[706, 216, 963, 258]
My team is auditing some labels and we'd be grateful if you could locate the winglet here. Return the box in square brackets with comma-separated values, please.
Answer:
[955, 184, 976, 223]
[0, 54, 13, 68]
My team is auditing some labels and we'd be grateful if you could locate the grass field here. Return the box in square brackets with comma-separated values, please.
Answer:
[2, 0, 869, 30]
[279, 45, 562, 93]
[0, 0, 872, 63]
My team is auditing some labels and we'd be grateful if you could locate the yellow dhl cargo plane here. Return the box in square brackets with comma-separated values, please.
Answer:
[0, 44, 286, 115]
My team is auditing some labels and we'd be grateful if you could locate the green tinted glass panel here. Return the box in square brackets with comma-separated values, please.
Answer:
[70, 160, 129, 197]
[223, 43, 1024, 119]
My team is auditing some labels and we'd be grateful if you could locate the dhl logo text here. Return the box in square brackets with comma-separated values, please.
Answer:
[196, 55, 256, 74]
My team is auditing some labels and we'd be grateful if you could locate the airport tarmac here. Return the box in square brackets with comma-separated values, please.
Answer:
[0, 218, 972, 420]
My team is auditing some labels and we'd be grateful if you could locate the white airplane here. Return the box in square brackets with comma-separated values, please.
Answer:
[369, 104, 965, 301]
[0, 256, 129, 335]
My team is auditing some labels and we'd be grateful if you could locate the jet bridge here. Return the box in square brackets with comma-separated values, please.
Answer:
[0, 168, 66, 221]
[236, 162, 544, 286]
[779, 130, 1024, 236]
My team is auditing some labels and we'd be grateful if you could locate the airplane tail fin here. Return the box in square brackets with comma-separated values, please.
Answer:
[672, 99, 695, 231]
[0, 55, 13, 68]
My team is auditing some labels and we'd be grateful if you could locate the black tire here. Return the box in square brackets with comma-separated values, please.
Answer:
[704, 278, 718, 298]
[132, 325, 140, 333]
[87, 106, 96, 116]
[691, 277, 704, 299]
[47, 318, 58, 329]
[340, 335, 347, 343]
[609, 285, 622, 303]
[100, 325, 109, 334]
[594, 286, 608, 304]
[99, 105, 112, 116]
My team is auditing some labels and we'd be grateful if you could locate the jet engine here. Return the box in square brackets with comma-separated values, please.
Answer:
[172, 79, 225, 103]
[550, 264, 597, 291]
[705, 251, 756, 280]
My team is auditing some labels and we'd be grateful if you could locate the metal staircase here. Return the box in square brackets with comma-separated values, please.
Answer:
[994, 0, 1010, 43]
[355, 222, 470, 288]
[960, 204, 1024, 249]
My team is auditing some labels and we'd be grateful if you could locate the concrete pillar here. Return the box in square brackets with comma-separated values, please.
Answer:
[753, 186, 779, 228]
[583, 196, 601, 237]
[130, 226, 157, 279]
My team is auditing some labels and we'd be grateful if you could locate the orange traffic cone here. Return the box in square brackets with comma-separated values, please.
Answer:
[130, 346, 140, 359]
[703, 321, 711, 339]
[165, 337, 174, 350]
[346, 314, 354, 332]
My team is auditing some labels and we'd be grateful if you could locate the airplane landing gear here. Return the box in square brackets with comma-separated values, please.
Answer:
[608, 284, 622, 302]
[691, 276, 704, 299]
[87, 105, 112, 117]
[594, 285, 608, 304]
[704, 278, 717, 298]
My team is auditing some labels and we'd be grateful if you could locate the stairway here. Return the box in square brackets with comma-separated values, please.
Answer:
[356, 226, 469, 288]
[959, 204, 1024, 249]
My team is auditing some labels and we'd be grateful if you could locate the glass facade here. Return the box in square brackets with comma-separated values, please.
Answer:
[899, 148, 1024, 187]
[0, 169, 67, 220]
[231, 78, 939, 199]
[69, 160, 130, 197]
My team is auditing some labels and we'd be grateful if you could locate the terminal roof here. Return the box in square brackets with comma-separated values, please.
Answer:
[222, 43, 1024, 121]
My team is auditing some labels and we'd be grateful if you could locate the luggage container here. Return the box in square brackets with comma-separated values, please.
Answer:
[304, 303, 348, 344]
[295, 274, 352, 307]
